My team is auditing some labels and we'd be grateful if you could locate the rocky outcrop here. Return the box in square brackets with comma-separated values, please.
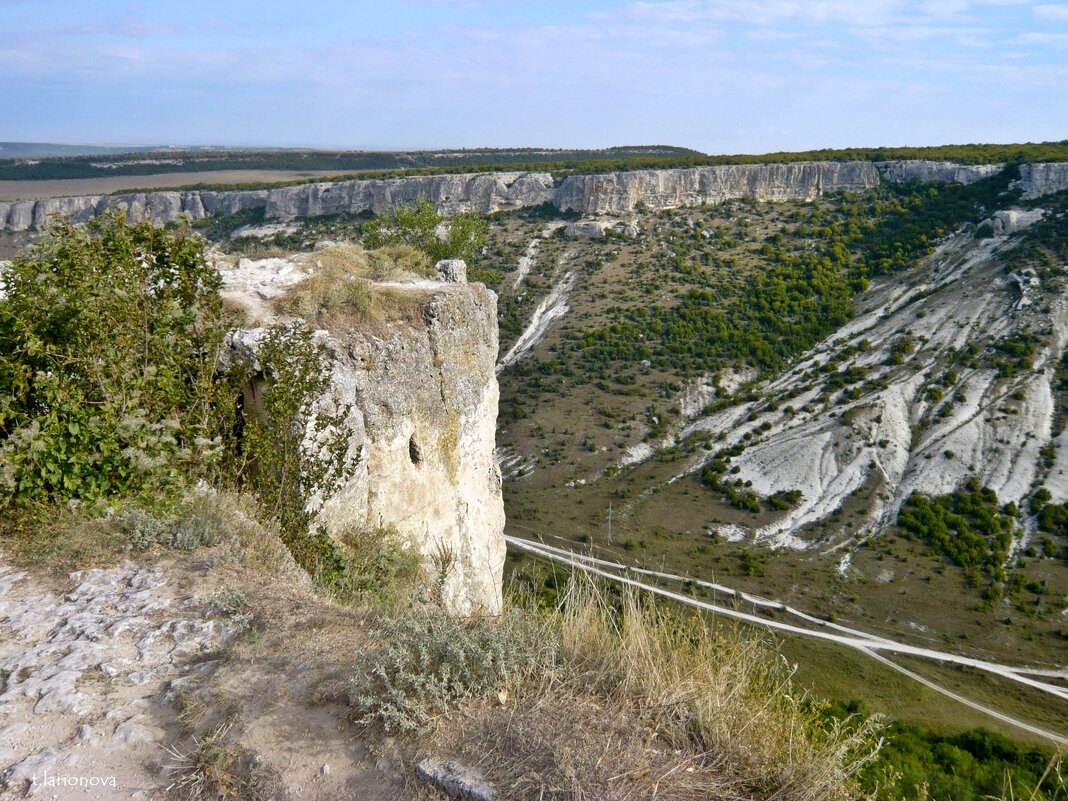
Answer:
[875, 160, 1004, 185]
[0, 562, 222, 797]
[222, 261, 506, 615]
[1016, 163, 1068, 199]
[563, 219, 640, 239]
[8, 160, 1068, 232]
[982, 208, 1046, 235]
[435, 258, 468, 283]
[417, 758, 498, 801]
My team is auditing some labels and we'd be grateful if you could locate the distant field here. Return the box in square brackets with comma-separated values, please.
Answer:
[0, 170, 363, 201]
[0, 145, 705, 183]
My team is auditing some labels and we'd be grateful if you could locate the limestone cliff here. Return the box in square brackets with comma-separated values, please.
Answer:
[874, 160, 1004, 185]
[0, 172, 553, 232]
[223, 261, 506, 616]
[265, 171, 554, 219]
[1016, 162, 1068, 199]
[553, 162, 881, 214]
[5, 160, 1068, 232]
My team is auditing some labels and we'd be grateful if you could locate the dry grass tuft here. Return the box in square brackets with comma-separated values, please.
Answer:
[420, 577, 882, 801]
[0, 489, 310, 588]
[166, 714, 283, 801]
[276, 242, 432, 329]
[3, 506, 126, 570]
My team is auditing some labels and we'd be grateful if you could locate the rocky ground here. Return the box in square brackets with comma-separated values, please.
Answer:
[0, 558, 220, 799]
[0, 547, 417, 801]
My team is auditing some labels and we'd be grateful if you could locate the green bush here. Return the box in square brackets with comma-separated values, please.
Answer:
[0, 212, 233, 506]
[362, 198, 487, 263]
[237, 322, 349, 536]
[897, 478, 1015, 574]
[349, 610, 544, 733]
[118, 503, 232, 551]
[285, 524, 422, 603]
[849, 716, 1062, 801]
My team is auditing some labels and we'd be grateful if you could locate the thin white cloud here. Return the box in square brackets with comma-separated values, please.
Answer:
[1034, 3, 1068, 19]
[621, 0, 907, 27]
[1017, 31, 1068, 43]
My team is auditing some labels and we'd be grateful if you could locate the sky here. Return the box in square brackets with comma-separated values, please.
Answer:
[0, 0, 1065, 153]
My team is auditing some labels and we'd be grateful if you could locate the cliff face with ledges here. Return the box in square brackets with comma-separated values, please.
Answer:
[266, 171, 554, 219]
[5, 161, 1068, 232]
[874, 160, 1004, 185]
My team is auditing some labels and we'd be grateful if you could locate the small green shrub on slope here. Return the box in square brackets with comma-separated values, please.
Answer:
[896, 478, 1015, 579]
[362, 197, 487, 263]
[840, 707, 1066, 801]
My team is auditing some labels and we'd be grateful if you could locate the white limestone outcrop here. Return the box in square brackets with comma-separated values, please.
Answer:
[221, 259, 506, 615]
[563, 219, 640, 239]
[1016, 163, 1068, 199]
[983, 208, 1046, 235]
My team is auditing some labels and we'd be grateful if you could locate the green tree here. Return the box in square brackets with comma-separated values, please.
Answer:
[362, 198, 487, 263]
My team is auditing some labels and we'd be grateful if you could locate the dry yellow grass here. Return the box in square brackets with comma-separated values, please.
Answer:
[276, 242, 432, 328]
[421, 577, 883, 801]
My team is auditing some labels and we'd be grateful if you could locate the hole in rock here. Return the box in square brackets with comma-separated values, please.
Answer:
[409, 435, 422, 466]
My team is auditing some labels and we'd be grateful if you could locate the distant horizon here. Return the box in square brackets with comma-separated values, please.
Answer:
[4, 139, 1067, 158]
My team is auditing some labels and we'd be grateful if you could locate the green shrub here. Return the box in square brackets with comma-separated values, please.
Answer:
[285, 524, 422, 603]
[0, 212, 233, 507]
[362, 198, 487, 263]
[844, 714, 1063, 801]
[237, 322, 350, 537]
[206, 585, 254, 635]
[897, 479, 1015, 573]
[349, 610, 544, 733]
[117, 502, 232, 551]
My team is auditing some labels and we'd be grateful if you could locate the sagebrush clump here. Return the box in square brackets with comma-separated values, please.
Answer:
[349, 608, 546, 733]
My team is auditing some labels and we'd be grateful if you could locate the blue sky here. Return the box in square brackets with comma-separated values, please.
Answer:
[1, 0, 1065, 153]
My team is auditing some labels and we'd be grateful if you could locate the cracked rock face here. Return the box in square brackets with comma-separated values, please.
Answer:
[0, 173, 554, 232]
[223, 264, 506, 616]
[554, 161, 883, 214]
